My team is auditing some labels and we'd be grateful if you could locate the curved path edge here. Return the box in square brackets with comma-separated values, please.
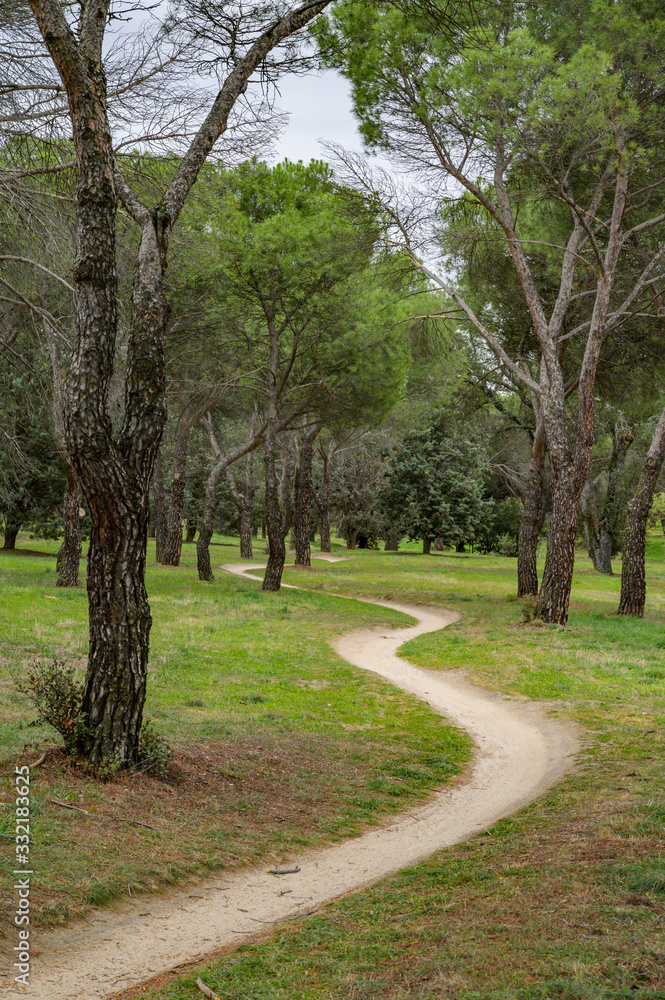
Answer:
[14, 563, 579, 999]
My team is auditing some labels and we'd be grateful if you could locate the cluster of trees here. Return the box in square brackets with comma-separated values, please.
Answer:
[3, 0, 665, 766]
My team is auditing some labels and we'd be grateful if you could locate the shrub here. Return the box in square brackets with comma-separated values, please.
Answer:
[521, 594, 543, 624]
[14, 658, 87, 755]
[136, 719, 173, 775]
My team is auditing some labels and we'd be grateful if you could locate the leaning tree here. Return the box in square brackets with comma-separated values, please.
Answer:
[9, 0, 334, 765]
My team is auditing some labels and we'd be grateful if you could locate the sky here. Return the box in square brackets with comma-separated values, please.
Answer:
[270, 69, 365, 165]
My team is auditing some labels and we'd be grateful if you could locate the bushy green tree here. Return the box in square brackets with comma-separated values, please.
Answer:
[381, 419, 494, 554]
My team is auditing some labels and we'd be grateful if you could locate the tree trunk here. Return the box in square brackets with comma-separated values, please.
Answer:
[184, 522, 196, 544]
[3, 520, 20, 550]
[423, 535, 432, 555]
[196, 522, 214, 582]
[153, 450, 168, 563]
[161, 418, 191, 566]
[29, 0, 334, 767]
[580, 478, 600, 570]
[239, 506, 253, 559]
[346, 527, 358, 549]
[262, 424, 286, 591]
[384, 527, 399, 551]
[314, 443, 332, 553]
[56, 466, 83, 587]
[618, 406, 665, 616]
[517, 419, 547, 597]
[538, 466, 579, 625]
[597, 415, 634, 575]
[294, 427, 318, 567]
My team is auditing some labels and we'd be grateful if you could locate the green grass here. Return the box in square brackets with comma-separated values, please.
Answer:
[128, 537, 665, 1000]
[0, 534, 471, 928]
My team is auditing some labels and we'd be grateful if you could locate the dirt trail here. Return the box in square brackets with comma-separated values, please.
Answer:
[9, 564, 578, 999]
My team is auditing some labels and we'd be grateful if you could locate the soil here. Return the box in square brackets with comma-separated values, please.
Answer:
[5, 564, 579, 1000]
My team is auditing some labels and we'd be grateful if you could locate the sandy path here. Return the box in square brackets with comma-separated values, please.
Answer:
[9, 565, 578, 999]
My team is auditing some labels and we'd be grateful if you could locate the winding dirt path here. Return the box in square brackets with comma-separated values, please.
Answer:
[12, 564, 578, 999]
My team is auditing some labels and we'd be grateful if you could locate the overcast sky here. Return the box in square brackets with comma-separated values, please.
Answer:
[270, 69, 365, 165]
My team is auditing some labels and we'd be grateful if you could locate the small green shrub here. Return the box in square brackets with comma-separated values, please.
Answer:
[14, 658, 87, 755]
[136, 719, 173, 775]
[521, 594, 543, 624]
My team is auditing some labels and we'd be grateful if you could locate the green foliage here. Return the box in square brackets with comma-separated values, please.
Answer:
[13, 658, 86, 755]
[380, 418, 494, 548]
[136, 719, 173, 775]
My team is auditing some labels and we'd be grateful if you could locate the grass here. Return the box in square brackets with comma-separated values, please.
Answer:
[0, 534, 471, 931]
[122, 537, 665, 1000]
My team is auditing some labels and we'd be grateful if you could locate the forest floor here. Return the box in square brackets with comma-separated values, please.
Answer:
[2, 536, 665, 998]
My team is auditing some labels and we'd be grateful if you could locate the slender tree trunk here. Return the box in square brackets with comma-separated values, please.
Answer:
[597, 415, 634, 575]
[423, 535, 432, 555]
[56, 466, 83, 587]
[3, 520, 20, 550]
[314, 443, 332, 552]
[153, 450, 168, 563]
[184, 522, 196, 543]
[263, 422, 286, 591]
[161, 419, 190, 566]
[618, 406, 665, 616]
[239, 507, 253, 559]
[225, 461, 254, 560]
[294, 426, 319, 566]
[517, 419, 547, 597]
[580, 478, 600, 570]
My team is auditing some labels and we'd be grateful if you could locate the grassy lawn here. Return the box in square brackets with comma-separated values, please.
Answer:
[0, 535, 470, 930]
[128, 538, 665, 1000]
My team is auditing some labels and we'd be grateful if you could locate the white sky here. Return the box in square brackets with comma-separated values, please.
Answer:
[270, 69, 365, 165]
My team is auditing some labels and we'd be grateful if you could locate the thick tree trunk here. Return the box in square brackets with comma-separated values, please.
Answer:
[239, 507, 253, 559]
[153, 450, 168, 563]
[56, 466, 83, 587]
[3, 521, 20, 550]
[30, 0, 333, 767]
[384, 527, 399, 551]
[423, 535, 432, 555]
[346, 528, 358, 549]
[538, 466, 579, 625]
[433, 537, 444, 551]
[618, 406, 665, 616]
[517, 420, 547, 597]
[294, 427, 318, 567]
[184, 522, 196, 544]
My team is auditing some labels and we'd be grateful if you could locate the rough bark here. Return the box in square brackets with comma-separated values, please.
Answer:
[56, 466, 83, 587]
[185, 522, 196, 544]
[517, 418, 547, 597]
[153, 450, 168, 563]
[618, 406, 665, 616]
[598, 416, 634, 574]
[346, 528, 358, 549]
[3, 520, 20, 549]
[161, 419, 190, 566]
[29, 0, 334, 764]
[433, 537, 444, 551]
[538, 466, 579, 625]
[293, 426, 319, 566]
[262, 383, 288, 591]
